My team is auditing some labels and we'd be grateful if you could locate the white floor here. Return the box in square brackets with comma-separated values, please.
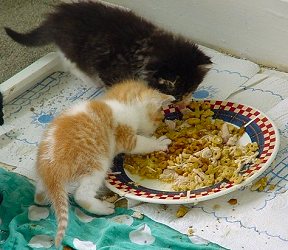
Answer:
[1, 48, 288, 249]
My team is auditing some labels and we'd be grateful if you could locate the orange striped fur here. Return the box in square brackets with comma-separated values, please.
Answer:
[34, 79, 175, 247]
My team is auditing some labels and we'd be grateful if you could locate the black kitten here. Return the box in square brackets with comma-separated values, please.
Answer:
[5, 1, 211, 99]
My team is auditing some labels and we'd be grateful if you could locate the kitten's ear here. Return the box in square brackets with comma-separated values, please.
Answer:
[197, 52, 212, 70]
[198, 54, 212, 65]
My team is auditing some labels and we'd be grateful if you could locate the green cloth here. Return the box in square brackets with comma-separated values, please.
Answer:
[0, 168, 226, 250]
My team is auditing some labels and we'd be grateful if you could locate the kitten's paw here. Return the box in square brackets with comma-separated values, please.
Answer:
[34, 192, 49, 205]
[154, 135, 172, 151]
[77, 199, 115, 215]
[103, 200, 115, 209]
[104, 207, 115, 215]
[100, 201, 115, 215]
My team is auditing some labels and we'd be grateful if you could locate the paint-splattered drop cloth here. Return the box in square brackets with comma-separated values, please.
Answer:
[0, 168, 225, 249]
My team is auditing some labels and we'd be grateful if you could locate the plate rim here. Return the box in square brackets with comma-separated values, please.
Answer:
[105, 100, 280, 204]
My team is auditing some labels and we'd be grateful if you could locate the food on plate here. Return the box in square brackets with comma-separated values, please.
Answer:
[124, 102, 259, 191]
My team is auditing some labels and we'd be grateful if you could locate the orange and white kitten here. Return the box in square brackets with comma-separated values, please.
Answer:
[34, 79, 175, 247]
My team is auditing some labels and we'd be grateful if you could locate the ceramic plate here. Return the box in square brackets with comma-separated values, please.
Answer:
[105, 100, 280, 204]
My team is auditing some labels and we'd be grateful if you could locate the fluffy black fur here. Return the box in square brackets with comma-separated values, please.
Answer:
[5, 1, 211, 99]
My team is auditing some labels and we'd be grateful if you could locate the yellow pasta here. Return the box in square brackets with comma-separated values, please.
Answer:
[124, 101, 259, 191]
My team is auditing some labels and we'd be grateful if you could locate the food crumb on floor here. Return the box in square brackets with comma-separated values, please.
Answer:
[227, 198, 238, 205]
[269, 184, 276, 190]
[250, 177, 268, 191]
[187, 226, 194, 236]
[176, 205, 189, 218]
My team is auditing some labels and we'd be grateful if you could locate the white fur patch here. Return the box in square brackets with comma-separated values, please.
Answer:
[104, 100, 155, 136]
[104, 100, 138, 128]
[74, 166, 115, 215]
[66, 102, 89, 116]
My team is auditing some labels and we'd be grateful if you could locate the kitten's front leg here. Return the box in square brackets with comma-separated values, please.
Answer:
[130, 135, 171, 154]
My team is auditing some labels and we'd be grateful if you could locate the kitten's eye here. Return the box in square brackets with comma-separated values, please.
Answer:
[166, 79, 177, 89]
[169, 80, 176, 88]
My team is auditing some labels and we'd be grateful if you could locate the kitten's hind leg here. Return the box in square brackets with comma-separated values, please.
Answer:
[74, 169, 115, 215]
[34, 180, 50, 205]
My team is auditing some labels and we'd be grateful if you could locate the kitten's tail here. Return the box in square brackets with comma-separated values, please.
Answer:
[48, 183, 69, 247]
[4, 25, 52, 47]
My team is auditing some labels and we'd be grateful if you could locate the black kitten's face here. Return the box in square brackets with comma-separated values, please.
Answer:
[152, 62, 211, 100]
[149, 43, 212, 100]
